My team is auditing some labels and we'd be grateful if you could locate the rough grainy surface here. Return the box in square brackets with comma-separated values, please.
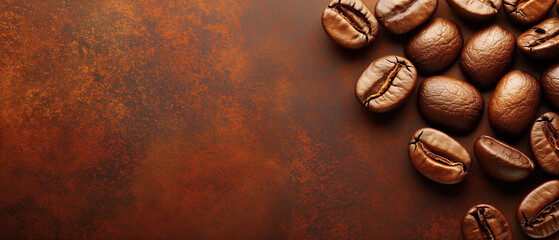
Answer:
[0, 0, 557, 239]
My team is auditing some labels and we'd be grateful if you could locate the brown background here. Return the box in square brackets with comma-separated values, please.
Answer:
[0, 0, 558, 239]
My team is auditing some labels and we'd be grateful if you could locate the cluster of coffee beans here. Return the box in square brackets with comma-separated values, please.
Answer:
[321, 0, 559, 238]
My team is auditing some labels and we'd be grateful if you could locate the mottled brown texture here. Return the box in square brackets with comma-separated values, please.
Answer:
[460, 25, 516, 90]
[517, 180, 559, 238]
[517, 17, 559, 60]
[474, 135, 534, 182]
[503, 0, 555, 25]
[462, 204, 514, 240]
[447, 0, 502, 22]
[530, 112, 559, 175]
[489, 70, 540, 137]
[374, 0, 438, 34]
[408, 128, 472, 184]
[355, 55, 417, 112]
[542, 63, 559, 110]
[405, 18, 463, 74]
[0, 0, 557, 239]
[322, 0, 379, 49]
[418, 76, 484, 133]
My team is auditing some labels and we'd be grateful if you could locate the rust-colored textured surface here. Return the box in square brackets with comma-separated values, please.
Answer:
[0, 0, 558, 239]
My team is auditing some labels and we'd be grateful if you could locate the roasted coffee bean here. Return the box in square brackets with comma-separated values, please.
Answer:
[530, 112, 559, 175]
[489, 70, 540, 137]
[460, 25, 515, 90]
[517, 17, 559, 60]
[542, 63, 559, 110]
[517, 180, 559, 238]
[557, 0, 559, 14]
[462, 204, 513, 240]
[474, 135, 534, 182]
[417, 76, 483, 133]
[405, 18, 463, 74]
[447, 0, 502, 22]
[408, 128, 472, 184]
[355, 55, 417, 112]
[503, 0, 555, 25]
[375, 0, 438, 35]
[322, 0, 379, 49]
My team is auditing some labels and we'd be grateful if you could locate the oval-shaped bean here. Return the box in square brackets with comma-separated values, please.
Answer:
[474, 135, 534, 182]
[355, 55, 418, 113]
[517, 180, 559, 238]
[405, 18, 463, 74]
[462, 204, 514, 240]
[375, 0, 438, 34]
[503, 0, 555, 25]
[489, 70, 540, 137]
[418, 76, 484, 133]
[447, 0, 502, 22]
[530, 112, 559, 175]
[460, 25, 515, 90]
[322, 0, 379, 49]
[542, 63, 559, 110]
[517, 17, 559, 60]
[408, 128, 472, 184]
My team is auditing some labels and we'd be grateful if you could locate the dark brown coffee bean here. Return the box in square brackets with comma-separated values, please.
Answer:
[322, 0, 379, 49]
[474, 135, 534, 182]
[517, 17, 559, 60]
[447, 0, 502, 22]
[462, 204, 513, 240]
[503, 0, 555, 25]
[517, 180, 559, 238]
[489, 70, 540, 137]
[375, 0, 438, 35]
[405, 18, 463, 74]
[542, 63, 559, 110]
[530, 112, 559, 175]
[355, 55, 417, 112]
[417, 76, 484, 133]
[460, 25, 515, 90]
[408, 128, 472, 184]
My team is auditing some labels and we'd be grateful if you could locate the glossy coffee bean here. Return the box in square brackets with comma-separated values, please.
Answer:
[408, 128, 472, 184]
[517, 180, 559, 238]
[375, 0, 438, 35]
[489, 70, 540, 137]
[322, 0, 379, 49]
[417, 76, 483, 133]
[503, 0, 554, 25]
[460, 25, 515, 90]
[517, 17, 559, 60]
[530, 112, 559, 175]
[542, 63, 559, 110]
[405, 18, 463, 74]
[355, 55, 417, 113]
[462, 204, 513, 240]
[447, 0, 502, 22]
[474, 135, 534, 182]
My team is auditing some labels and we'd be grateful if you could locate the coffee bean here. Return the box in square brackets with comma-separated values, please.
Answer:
[474, 135, 534, 182]
[375, 0, 438, 35]
[417, 76, 484, 133]
[517, 180, 559, 238]
[405, 18, 463, 74]
[408, 128, 472, 184]
[542, 63, 559, 110]
[355, 55, 417, 112]
[462, 204, 513, 240]
[460, 25, 516, 90]
[447, 0, 502, 22]
[517, 17, 559, 60]
[322, 0, 379, 49]
[489, 70, 540, 137]
[503, 0, 555, 25]
[530, 112, 559, 175]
